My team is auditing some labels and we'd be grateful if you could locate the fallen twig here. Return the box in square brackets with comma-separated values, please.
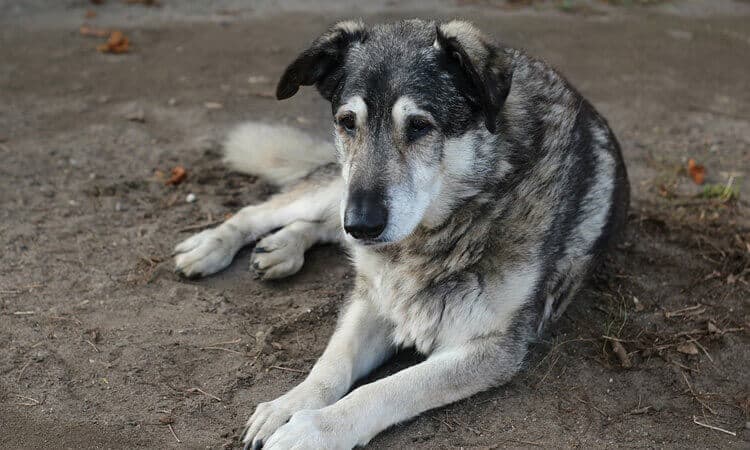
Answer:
[610, 340, 632, 369]
[452, 417, 482, 436]
[12, 394, 41, 406]
[207, 338, 242, 347]
[200, 346, 243, 355]
[269, 365, 307, 374]
[682, 371, 717, 415]
[627, 405, 653, 415]
[686, 335, 714, 364]
[167, 423, 181, 443]
[665, 304, 705, 319]
[186, 387, 222, 402]
[575, 395, 609, 419]
[692, 416, 736, 436]
[84, 339, 100, 353]
[429, 415, 455, 431]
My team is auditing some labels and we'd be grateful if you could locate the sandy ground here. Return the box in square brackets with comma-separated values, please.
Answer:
[1, 0, 749, 448]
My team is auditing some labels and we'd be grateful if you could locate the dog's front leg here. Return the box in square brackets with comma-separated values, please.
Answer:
[263, 336, 526, 449]
[242, 297, 394, 449]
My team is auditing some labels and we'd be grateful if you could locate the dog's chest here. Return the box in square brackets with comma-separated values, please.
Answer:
[354, 249, 446, 353]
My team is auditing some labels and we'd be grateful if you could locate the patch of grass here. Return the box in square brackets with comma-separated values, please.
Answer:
[700, 178, 740, 202]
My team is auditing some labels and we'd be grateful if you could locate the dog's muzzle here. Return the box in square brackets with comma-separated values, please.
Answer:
[344, 190, 388, 240]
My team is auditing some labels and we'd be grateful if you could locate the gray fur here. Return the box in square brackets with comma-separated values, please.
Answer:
[173, 19, 629, 449]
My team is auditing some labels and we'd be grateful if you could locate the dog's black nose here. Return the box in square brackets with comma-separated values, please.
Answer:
[344, 190, 387, 240]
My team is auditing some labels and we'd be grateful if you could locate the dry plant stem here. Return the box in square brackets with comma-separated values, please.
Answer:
[268, 365, 307, 374]
[610, 340, 632, 368]
[167, 423, 181, 443]
[681, 371, 717, 415]
[692, 416, 736, 436]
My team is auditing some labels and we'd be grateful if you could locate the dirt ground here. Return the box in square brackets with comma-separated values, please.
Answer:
[1, 0, 749, 448]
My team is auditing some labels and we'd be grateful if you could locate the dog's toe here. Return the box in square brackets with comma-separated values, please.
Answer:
[249, 236, 305, 280]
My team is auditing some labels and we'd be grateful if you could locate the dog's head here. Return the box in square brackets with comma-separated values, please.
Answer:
[277, 19, 512, 245]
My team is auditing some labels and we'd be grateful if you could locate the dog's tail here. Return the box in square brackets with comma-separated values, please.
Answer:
[223, 122, 336, 186]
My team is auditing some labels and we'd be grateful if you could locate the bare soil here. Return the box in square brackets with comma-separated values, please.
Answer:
[1, 1, 749, 448]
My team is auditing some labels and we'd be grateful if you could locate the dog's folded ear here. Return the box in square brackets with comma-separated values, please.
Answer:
[435, 21, 512, 134]
[277, 20, 368, 102]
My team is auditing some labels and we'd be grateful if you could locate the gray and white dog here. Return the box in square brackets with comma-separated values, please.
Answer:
[173, 19, 629, 449]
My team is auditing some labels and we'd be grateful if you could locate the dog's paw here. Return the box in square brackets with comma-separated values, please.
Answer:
[173, 226, 243, 278]
[241, 387, 326, 450]
[262, 409, 351, 450]
[249, 231, 305, 280]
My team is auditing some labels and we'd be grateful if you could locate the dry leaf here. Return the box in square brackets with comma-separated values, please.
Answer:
[165, 166, 187, 186]
[97, 30, 130, 54]
[687, 158, 705, 185]
[79, 25, 109, 38]
[632, 296, 645, 312]
[677, 342, 699, 355]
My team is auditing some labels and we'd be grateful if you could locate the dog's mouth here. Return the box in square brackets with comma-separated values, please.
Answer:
[345, 234, 391, 247]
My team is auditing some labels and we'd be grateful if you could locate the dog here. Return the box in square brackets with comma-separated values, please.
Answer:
[173, 19, 629, 449]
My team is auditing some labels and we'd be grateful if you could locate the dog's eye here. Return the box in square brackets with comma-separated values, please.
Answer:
[406, 117, 433, 141]
[337, 114, 356, 133]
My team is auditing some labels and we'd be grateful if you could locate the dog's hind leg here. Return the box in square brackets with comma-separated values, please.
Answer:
[174, 169, 343, 278]
[250, 216, 341, 280]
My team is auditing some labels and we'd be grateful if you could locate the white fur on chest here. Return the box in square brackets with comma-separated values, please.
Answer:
[352, 246, 540, 354]
[352, 247, 441, 353]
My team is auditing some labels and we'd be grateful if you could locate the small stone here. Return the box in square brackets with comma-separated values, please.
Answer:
[186, 193, 196, 203]
[677, 342, 699, 355]
[247, 75, 270, 84]
[125, 108, 145, 123]
[204, 102, 223, 110]
[168, 98, 178, 106]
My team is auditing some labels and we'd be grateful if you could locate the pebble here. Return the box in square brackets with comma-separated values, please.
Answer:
[247, 75, 270, 84]
[125, 107, 145, 123]
[186, 193, 196, 203]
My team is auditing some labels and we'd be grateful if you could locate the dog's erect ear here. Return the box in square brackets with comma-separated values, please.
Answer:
[277, 20, 368, 102]
[435, 21, 511, 134]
